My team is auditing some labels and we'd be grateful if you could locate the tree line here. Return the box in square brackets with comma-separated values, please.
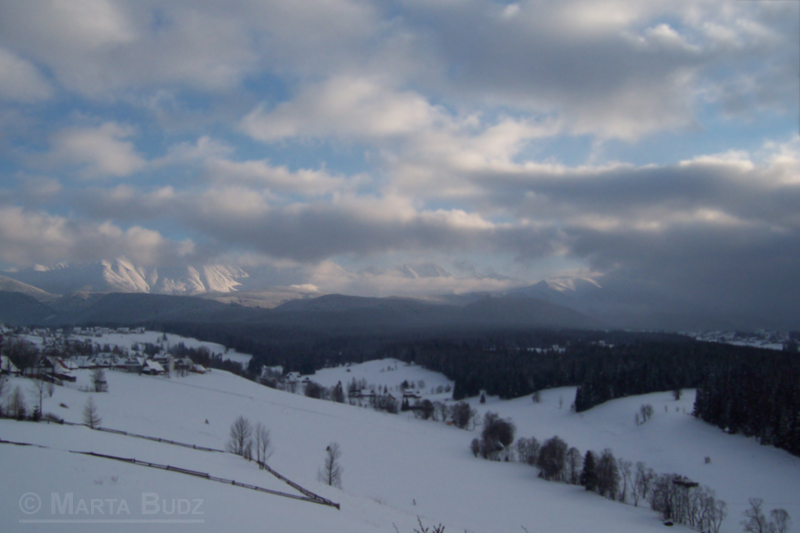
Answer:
[468, 412, 794, 533]
[693, 350, 800, 457]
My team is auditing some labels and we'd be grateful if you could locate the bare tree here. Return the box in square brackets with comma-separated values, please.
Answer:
[617, 458, 633, 503]
[633, 461, 655, 506]
[450, 402, 476, 430]
[770, 509, 791, 533]
[516, 436, 540, 466]
[91, 368, 108, 392]
[31, 377, 47, 419]
[639, 404, 654, 424]
[83, 396, 101, 429]
[413, 516, 445, 533]
[742, 502, 792, 533]
[227, 416, 253, 458]
[0, 376, 7, 417]
[7, 385, 28, 419]
[4, 338, 40, 376]
[704, 495, 727, 533]
[566, 447, 583, 485]
[742, 498, 770, 533]
[318, 442, 343, 488]
[254, 422, 273, 468]
[595, 449, 620, 500]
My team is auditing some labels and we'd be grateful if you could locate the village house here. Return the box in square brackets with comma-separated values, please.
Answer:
[0, 354, 19, 375]
[36, 356, 77, 382]
[141, 359, 165, 375]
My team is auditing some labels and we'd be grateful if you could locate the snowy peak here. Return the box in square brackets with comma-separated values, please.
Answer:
[396, 263, 452, 279]
[4, 260, 249, 296]
[362, 263, 453, 279]
[509, 277, 603, 300]
[101, 259, 151, 293]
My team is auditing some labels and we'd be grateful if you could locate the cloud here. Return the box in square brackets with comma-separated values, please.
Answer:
[301, 259, 525, 298]
[0, 48, 53, 102]
[0, 0, 797, 327]
[0, 206, 194, 266]
[241, 77, 446, 142]
[74, 184, 560, 263]
[0, 0, 385, 98]
[51, 122, 147, 179]
[153, 136, 233, 168]
[202, 158, 355, 196]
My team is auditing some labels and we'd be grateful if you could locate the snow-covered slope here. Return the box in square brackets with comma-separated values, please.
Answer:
[3, 354, 798, 533]
[0, 275, 58, 302]
[0, 369, 683, 533]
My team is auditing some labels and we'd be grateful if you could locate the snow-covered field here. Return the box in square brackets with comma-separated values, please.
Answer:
[22, 329, 253, 365]
[1, 357, 798, 533]
[306, 359, 453, 399]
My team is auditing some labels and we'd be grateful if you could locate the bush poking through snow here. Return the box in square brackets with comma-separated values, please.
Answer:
[413, 516, 445, 533]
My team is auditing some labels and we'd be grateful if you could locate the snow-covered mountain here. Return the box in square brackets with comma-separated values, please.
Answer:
[0, 274, 59, 301]
[5, 259, 249, 296]
[360, 262, 453, 279]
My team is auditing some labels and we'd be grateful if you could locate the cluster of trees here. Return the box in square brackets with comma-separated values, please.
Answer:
[2, 337, 41, 376]
[167, 343, 246, 376]
[146, 323, 800, 461]
[471, 412, 516, 459]
[634, 404, 654, 426]
[304, 381, 346, 403]
[154, 322, 800, 459]
[467, 412, 736, 533]
[0, 378, 29, 420]
[741, 498, 792, 533]
[227, 415, 273, 468]
[399, 332, 693, 401]
[226, 413, 343, 489]
[693, 351, 800, 457]
[409, 399, 476, 429]
[0, 374, 59, 422]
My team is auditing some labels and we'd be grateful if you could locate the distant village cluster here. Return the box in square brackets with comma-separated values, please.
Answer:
[0, 326, 210, 385]
[692, 330, 797, 351]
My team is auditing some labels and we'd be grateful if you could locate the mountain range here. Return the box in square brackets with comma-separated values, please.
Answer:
[0, 259, 793, 331]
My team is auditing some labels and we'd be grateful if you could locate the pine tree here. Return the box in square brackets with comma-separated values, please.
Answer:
[580, 451, 597, 492]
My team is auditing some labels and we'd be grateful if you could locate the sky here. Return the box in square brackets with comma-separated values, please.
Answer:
[0, 0, 799, 312]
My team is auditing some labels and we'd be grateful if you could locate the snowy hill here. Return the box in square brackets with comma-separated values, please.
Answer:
[2, 351, 798, 532]
[0, 275, 58, 302]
